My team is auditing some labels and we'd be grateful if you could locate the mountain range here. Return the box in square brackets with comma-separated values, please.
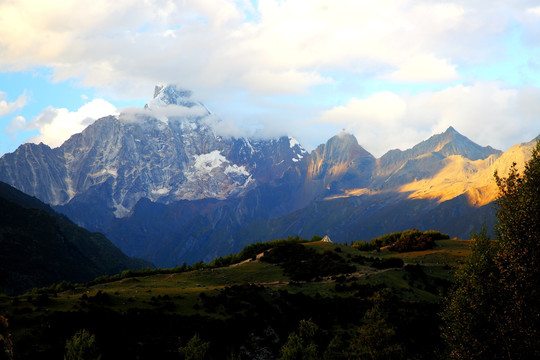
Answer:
[0, 84, 537, 267]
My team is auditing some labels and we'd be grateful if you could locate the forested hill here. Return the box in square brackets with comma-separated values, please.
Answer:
[0, 232, 463, 359]
[0, 182, 150, 295]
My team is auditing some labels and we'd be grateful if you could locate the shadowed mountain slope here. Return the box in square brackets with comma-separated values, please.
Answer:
[0, 182, 149, 294]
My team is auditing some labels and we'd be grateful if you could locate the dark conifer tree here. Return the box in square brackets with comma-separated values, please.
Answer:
[493, 141, 540, 358]
[442, 141, 540, 359]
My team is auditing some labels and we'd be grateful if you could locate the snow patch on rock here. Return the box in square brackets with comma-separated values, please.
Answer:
[289, 136, 307, 154]
[193, 150, 228, 173]
[89, 167, 118, 178]
[151, 187, 171, 196]
[225, 164, 250, 176]
[114, 203, 131, 218]
[289, 136, 300, 149]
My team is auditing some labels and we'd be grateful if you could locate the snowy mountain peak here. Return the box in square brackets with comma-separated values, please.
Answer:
[288, 136, 300, 149]
[288, 136, 307, 154]
[145, 84, 201, 110]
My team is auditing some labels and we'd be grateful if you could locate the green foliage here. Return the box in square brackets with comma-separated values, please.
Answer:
[178, 334, 210, 360]
[470, 222, 490, 241]
[279, 319, 319, 360]
[351, 230, 449, 252]
[85, 262, 210, 287]
[492, 140, 540, 358]
[388, 233, 434, 253]
[423, 230, 452, 241]
[441, 228, 500, 359]
[369, 257, 404, 270]
[64, 329, 101, 360]
[261, 243, 356, 280]
[351, 239, 372, 251]
[30, 280, 78, 297]
[323, 335, 347, 360]
[210, 235, 313, 268]
[443, 140, 540, 359]
[349, 290, 404, 360]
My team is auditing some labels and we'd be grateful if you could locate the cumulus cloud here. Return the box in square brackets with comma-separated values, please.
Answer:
[0, 0, 533, 96]
[320, 92, 407, 125]
[239, 70, 333, 95]
[0, 91, 27, 116]
[318, 82, 540, 157]
[5, 115, 26, 134]
[384, 54, 459, 83]
[9, 99, 117, 148]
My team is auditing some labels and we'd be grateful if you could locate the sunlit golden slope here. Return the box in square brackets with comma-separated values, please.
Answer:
[322, 139, 536, 207]
[399, 141, 536, 206]
[324, 187, 377, 200]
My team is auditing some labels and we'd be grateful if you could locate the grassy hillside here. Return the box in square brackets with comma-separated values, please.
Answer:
[0, 234, 471, 359]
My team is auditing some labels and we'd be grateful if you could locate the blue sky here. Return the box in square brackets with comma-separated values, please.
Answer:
[2, 0, 540, 158]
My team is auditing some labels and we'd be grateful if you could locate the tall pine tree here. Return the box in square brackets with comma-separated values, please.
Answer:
[493, 140, 540, 358]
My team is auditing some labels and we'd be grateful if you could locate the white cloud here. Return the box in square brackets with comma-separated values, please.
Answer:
[318, 82, 540, 157]
[10, 99, 117, 148]
[163, 29, 177, 38]
[239, 70, 333, 95]
[384, 54, 460, 83]
[5, 115, 26, 134]
[319, 92, 407, 125]
[526, 6, 540, 17]
[0, 0, 532, 96]
[0, 91, 27, 117]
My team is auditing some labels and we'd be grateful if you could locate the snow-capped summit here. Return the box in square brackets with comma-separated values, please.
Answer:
[0, 84, 308, 220]
[144, 84, 204, 110]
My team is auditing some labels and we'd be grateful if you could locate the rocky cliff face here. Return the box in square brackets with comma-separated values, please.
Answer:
[0, 142, 70, 205]
[0, 85, 306, 219]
